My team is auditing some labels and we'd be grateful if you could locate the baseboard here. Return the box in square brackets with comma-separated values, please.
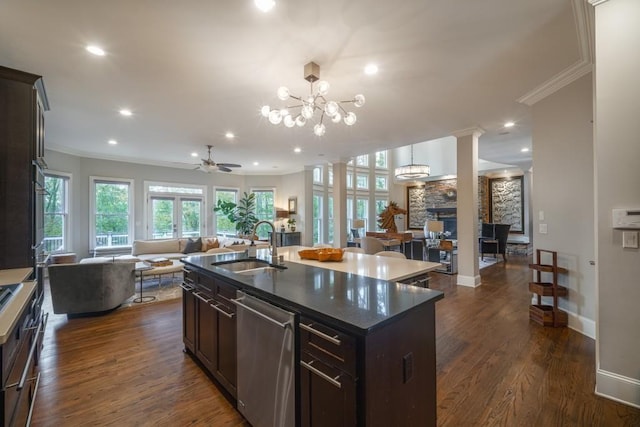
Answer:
[457, 274, 481, 287]
[595, 369, 640, 409]
[530, 295, 596, 339]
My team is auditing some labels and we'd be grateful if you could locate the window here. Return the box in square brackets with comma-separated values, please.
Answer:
[252, 189, 275, 239]
[355, 155, 369, 167]
[44, 173, 70, 253]
[215, 188, 238, 237]
[313, 193, 323, 244]
[313, 166, 323, 184]
[356, 174, 368, 190]
[356, 198, 369, 230]
[375, 151, 388, 169]
[375, 175, 388, 191]
[347, 197, 354, 235]
[328, 167, 333, 187]
[146, 182, 205, 239]
[346, 173, 353, 189]
[90, 177, 134, 248]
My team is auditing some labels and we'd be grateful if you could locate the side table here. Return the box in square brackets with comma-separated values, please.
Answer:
[134, 262, 156, 303]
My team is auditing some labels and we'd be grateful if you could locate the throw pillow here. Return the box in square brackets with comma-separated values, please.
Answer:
[201, 237, 219, 251]
[183, 237, 202, 254]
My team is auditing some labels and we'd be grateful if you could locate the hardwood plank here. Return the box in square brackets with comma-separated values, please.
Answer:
[32, 259, 640, 426]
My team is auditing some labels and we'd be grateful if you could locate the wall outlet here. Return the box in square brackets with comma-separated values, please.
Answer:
[539, 223, 548, 234]
[622, 231, 639, 248]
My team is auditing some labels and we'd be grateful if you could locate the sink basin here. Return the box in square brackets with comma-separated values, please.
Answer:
[213, 259, 270, 272]
[236, 266, 281, 276]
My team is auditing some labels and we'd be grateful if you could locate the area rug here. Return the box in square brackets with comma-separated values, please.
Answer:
[123, 274, 183, 307]
[479, 257, 502, 269]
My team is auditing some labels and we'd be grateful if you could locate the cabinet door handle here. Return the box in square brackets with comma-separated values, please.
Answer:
[193, 291, 212, 303]
[232, 297, 291, 329]
[210, 302, 235, 319]
[179, 283, 194, 292]
[13, 312, 48, 391]
[300, 323, 341, 346]
[300, 360, 342, 389]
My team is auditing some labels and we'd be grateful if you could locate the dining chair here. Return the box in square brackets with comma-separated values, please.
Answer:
[360, 236, 385, 255]
[374, 251, 407, 259]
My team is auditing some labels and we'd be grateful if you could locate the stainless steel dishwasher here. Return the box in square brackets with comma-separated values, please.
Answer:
[233, 291, 295, 427]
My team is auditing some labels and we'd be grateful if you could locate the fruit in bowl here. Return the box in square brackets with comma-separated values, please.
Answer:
[298, 248, 344, 262]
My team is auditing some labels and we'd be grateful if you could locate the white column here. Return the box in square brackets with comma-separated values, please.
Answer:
[332, 162, 348, 248]
[453, 128, 483, 287]
[302, 166, 314, 247]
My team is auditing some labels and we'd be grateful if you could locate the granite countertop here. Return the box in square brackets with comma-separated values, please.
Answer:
[0, 268, 36, 345]
[182, 250, 444, 335]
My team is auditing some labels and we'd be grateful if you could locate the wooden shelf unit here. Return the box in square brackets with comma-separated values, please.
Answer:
[528, 249, 568, 327]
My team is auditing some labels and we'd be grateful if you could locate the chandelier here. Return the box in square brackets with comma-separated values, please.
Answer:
[395, 144, 430, 179]
[260, 62, 365, 136]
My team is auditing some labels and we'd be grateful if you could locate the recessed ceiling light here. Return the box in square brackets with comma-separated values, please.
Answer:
[225, 132, 234, 139]
[191, 152, 198, 157]
[521, 147, 530, 152]
[254, 0, 275, 12]
[364, 64, 378, 75]
[86, 45, 106, 56]
[119, 109, 132, 117]
[253, 161, 259, 166]
[504, 121, 515, 128]
[108, 139, 118, 145]
[294, 147, 301, 153]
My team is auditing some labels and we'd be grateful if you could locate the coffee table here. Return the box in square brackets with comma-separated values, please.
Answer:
[134, 260, 184, 303]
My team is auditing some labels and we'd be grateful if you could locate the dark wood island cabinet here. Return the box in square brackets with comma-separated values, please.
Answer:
[182, 253, 443, 426]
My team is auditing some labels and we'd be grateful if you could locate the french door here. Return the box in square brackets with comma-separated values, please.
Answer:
[148, 196, 203, 239]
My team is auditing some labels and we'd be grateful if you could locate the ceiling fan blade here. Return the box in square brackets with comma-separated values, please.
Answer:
[216, 163, 241, 168]
[217, 165, 232, 172]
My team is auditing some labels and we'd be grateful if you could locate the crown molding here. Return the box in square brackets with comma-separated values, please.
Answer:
[451, 127, 485, 138]
[517, 0, 595, 106]
[588, 0, 609, 6]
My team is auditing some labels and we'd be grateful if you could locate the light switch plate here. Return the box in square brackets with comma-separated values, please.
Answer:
[539, 223, 548, 234]
[622, 231, 639, 248]
[539, 210, 545, 221]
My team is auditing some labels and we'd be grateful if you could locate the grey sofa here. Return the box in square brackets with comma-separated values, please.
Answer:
[48, 262, 135, 316]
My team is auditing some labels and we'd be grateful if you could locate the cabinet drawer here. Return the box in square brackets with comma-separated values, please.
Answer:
[299, 317, 356, 377]
[213, 279, 237, 308]
[183, 269, 197, 286]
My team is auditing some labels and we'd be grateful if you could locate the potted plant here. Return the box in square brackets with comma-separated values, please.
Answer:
[287, 217, 296, 232]
[213, 192, 259, 237]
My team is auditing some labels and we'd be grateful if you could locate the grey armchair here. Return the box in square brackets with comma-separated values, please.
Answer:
[48, 262, 135, 316]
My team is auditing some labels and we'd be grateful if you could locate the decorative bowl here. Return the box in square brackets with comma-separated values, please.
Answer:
[298, 248, 344, 262]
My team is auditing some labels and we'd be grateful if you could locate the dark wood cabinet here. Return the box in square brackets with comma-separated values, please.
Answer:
[0, 66, 49, 285]
[182, 268, 237, 397]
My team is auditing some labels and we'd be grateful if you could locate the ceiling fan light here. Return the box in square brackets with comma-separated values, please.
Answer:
[313, 123, 326, 136]
[354, 94, 366, 107]
[344, 112, 357, 126]
[261, 105, 271, 117]
[268, 109, 282, 125]
[277, 86, 290, 100]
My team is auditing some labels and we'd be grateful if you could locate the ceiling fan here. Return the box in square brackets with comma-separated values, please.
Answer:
[196, 145, 241, 173]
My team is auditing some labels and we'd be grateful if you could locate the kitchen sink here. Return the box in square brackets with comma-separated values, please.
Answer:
[235, 266, 281, 276]
[213, 259, 270, 271]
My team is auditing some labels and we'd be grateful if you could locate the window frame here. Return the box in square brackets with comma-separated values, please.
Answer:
[214, 187, 239, 237]
[44, 171, 71, 254]
[90, 176, 134, 249]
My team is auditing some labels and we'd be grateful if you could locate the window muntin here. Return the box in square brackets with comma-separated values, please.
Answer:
[375, 175, 388, 191]
[313, 166, 323, 184]
[44, 173, 70, 253]
[355, 155, 369, 167]
[91, 177, 134, 248]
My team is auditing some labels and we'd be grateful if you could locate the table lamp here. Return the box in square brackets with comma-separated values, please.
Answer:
[353, 219, 365, 239]
[426, 220, 444, 242]
[276, 209, 289, 232]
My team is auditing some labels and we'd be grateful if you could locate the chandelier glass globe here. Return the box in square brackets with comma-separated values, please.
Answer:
[268, 109, 282, 125]
[277, 86, 290, 100]
[344, 112, 357, 126]
[313, 123, 326, 136]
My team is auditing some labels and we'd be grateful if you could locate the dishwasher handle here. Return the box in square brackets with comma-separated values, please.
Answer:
[232, 296, 292, 329]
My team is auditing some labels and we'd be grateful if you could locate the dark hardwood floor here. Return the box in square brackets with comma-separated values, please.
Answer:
[32, 257, 640, 426]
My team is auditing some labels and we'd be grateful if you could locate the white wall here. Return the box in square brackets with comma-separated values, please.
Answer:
[592, 0, 640, 408]
[531, 73, 595, 335]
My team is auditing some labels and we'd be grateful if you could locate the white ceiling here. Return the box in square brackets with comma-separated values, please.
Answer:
[0, 0, 587, 175]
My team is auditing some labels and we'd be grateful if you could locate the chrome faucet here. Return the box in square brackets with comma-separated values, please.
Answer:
[252, 220, 279, 264]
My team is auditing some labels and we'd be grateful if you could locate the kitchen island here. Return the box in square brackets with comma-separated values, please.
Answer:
[181, 249, 444, 426]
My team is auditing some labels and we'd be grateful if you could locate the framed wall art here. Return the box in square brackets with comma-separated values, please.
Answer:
[489, 176, 524, 233]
